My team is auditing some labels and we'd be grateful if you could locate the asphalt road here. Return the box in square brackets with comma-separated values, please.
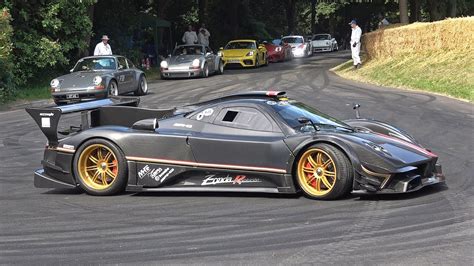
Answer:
[1, 51, 473, 264]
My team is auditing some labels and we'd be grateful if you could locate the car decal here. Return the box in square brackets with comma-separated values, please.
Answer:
[373, 132, 437, 157]
[125, 156, 287, 174]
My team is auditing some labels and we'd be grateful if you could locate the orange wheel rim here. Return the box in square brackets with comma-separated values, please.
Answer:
[297, 148, 337, 196]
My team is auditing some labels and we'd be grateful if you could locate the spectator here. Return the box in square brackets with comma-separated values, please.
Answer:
[182, 25, 198, 45]
[93, 35, 112, 56]
[198, 23, 211, 47]
[378, 15, 390, 29]
[349, 19, 362, 69]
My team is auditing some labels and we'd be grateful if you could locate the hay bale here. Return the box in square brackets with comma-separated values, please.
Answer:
[362, 17, 474, 59]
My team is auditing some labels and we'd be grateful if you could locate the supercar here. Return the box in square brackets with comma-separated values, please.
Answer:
[26, 92, 445, 199]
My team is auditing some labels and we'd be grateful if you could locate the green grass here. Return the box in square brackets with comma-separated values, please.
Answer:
[333, 51, 474, 102]
[15, 84, 51, 101]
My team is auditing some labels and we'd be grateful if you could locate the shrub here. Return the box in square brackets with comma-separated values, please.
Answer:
[0, 7, 15, 103]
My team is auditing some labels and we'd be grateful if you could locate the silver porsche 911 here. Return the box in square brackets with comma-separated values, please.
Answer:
[160, 45, 224, 79]
[50, 55, 148, 105]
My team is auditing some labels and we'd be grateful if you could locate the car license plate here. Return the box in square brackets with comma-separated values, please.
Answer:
[66, 94, 79, 99]
[228, 59, 240, 63]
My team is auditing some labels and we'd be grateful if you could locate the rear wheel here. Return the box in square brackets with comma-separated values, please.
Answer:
[108, 80, 118, 96]
[296, 143, 353, 200]
[134, 75, 148, 96]
[73, 139, 128, 196]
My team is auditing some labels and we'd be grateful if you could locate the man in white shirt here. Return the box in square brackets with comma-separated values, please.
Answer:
[94, 35, 112, 56]
[182, 25, 198, 45]
[198, 24, 211, 47]
[349, 20, 362, 69]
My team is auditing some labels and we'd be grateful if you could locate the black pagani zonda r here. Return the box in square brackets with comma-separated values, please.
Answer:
[26, 92, 445, 200]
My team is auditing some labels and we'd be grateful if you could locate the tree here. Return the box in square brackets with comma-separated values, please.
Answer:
[399, 0, 409, 23]
[284, 0, 298, 34]
[0, 7, 15, 102]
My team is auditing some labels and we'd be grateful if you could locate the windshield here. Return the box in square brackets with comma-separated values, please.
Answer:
[270, 101, 352, 132]
[173, 46, 204, 56]
[314, 35, 330, 40]
[73, 58, 116, 71]
[272, 39, 283, 46]
[282, 37, 303, 44]
[225, 41, 256, 49]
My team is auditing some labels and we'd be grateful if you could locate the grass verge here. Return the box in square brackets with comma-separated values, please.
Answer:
[332, 50, 473, 102]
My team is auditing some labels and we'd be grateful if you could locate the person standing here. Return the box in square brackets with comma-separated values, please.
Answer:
[93, 35, 113, 56]
[198, 23, 211, 47]
[182, 25, 198, 45]
[349, 19, 362, 69]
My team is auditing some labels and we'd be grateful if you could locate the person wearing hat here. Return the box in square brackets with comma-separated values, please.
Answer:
[94, 35, 113, 56]
[349, 19, 362, 69]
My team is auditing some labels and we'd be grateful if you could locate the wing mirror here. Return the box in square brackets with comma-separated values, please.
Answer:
[132, 118, 158, 131]
[298, 117, 319, 131]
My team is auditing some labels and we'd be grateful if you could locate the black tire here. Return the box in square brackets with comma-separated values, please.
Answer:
[73, 139, 128, 196]
[134, 75, 148, 96]
[255, 56, 260, 68]
[107, 80, 118, 97]
[217, 60, 224, 74]
[295, 143, 353, 200]
[201, 64, 209, 78]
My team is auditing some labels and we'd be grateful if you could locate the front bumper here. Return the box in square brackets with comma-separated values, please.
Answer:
[222, 56, 255, 67]
[291, 48, 306, 57]
[268, 52, 285, 62]
[352, 163, 446, 195]
[161, 68, 202, 78]
[52, 89, 107, 103]
[313, 46, 332, 52]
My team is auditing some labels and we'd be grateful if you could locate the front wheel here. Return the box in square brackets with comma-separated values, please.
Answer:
[201, 64, 209, 78]
[295, 143, 353, 200]
[108, 80, 118, 97]
[73, 139, 128, 196]
[134, 75, 148, 96]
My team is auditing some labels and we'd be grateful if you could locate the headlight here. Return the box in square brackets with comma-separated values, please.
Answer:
[160, 61, 168, 68]
[363, 141, 391, 156]
[191, 59, 200, 67]
[50, 79, 60, 88]
[246, 51, 254, 56]
[93, 76, 102, 86]
[217, 51, 223, 57]
[275, 47, 282, 52]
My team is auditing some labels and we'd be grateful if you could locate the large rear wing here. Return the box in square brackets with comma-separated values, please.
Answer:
[25, 97, 140, 146]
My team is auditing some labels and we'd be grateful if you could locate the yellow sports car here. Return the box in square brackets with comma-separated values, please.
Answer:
[219, 39, 268, 68]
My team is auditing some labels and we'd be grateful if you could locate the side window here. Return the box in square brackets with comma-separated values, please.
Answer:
[126, 59, 135, 68]
[214, 107, 273, 132]
[118, 57, 128, 70]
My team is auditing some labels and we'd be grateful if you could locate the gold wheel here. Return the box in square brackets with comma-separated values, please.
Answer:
[297, 148, 337, 197]
[77, 144, 119, 191]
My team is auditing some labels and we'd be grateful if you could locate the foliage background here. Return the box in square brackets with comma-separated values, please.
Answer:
[0, 0, 472, 103]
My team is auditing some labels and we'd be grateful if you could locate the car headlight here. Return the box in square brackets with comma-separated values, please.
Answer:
[93, 76, 102, 86]
[217, 51, 223, 57]
[160, 61, 168, 68]
[50, 79, 60, 88]
[275, 47, 282, 52]
[246, 51, 254, 56]
[191, 59, 200, 67]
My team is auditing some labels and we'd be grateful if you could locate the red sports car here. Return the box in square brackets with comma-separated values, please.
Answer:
[263, 39, 292, 63]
